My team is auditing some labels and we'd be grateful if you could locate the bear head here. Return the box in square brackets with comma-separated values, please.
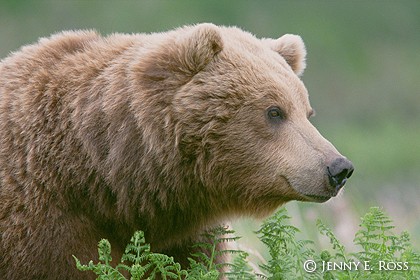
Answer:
[135, 23, 354, 218]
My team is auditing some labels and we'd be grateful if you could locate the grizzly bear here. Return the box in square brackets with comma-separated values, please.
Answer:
[0, 23, 353, 279]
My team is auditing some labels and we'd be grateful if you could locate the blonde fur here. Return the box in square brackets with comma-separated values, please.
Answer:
[0, 24, 347, 279]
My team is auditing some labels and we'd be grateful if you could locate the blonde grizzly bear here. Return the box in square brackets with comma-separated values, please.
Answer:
[0, 23, 353, 279]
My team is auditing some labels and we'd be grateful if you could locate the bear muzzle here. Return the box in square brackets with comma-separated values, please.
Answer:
[300, 157, 354, 203]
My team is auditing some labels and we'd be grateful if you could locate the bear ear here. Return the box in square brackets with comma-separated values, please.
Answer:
[180, 23, 223, 74]
[265, 34, 306, 76]
[138, 23, 223, 87]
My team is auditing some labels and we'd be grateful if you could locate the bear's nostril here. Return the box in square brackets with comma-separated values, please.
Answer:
[336, 169, 350, 183]
[327, 157, 354, 191]
[346, 169, 354, 179]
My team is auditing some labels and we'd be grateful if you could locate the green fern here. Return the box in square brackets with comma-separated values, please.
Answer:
[75, 207, 420, 280]
[317, 220, 354, 280]
[74, 238, 126, 279]
[184, 258, 219, 280]
[74, 231, 188, 279]
[352, 207, 420, 279]
[256, 207, 320, 280]
[354, 207, 397, 263]
[191, 225, 247, 279]
[225, 252, 256, 280]
[314, 207, 420, 279]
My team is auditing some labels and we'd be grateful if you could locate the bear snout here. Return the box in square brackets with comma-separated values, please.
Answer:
[327, 157, 354, 192]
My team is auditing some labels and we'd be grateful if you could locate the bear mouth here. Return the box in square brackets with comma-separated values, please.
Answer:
[298, 181, 342, 203]
[303, 194, 333, 203]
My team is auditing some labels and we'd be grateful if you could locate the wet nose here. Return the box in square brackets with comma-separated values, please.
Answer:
[327, 157, 354, 191]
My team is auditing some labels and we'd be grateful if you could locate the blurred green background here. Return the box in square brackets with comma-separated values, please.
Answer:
[1, 0, 419, 253]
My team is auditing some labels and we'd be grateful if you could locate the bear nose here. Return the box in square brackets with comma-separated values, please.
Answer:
[327, 157, 354, 191]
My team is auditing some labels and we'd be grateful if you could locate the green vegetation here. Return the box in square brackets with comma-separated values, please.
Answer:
[74, 207, 419, 279]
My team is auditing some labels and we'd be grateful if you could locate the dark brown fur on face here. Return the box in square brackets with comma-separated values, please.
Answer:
[0, 23, 352, 279]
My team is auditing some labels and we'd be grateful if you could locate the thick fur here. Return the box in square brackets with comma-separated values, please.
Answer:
[0, 23, 348, 279]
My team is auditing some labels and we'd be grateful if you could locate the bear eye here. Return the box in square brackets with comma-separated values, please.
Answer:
[267, 106, 285, 120]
